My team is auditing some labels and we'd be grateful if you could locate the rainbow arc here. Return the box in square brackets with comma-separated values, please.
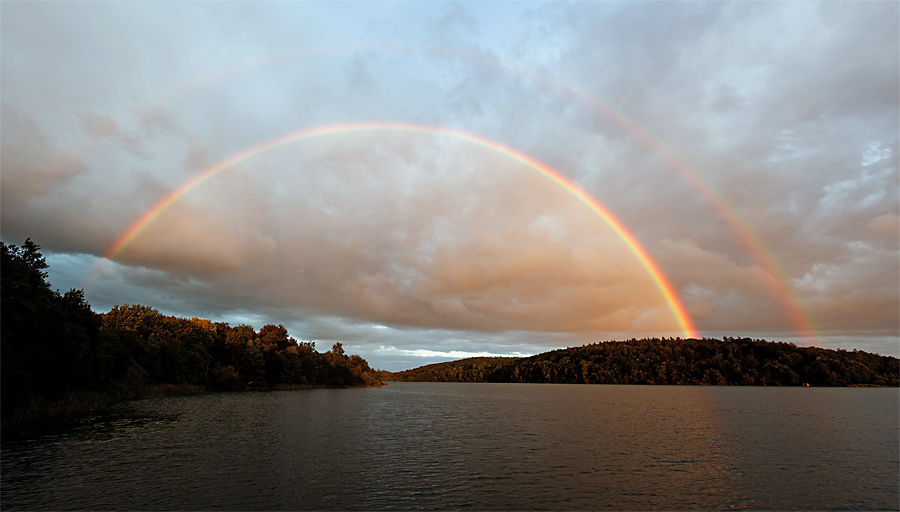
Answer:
[89, 122, 700, 339]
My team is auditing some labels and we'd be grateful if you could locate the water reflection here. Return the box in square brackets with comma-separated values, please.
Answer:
[703, 387, 900, 511]
[2, 385, 897, 510]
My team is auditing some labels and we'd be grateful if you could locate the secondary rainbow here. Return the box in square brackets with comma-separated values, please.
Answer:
[552, 84, 821, 343]
[91, 122, 699, 339]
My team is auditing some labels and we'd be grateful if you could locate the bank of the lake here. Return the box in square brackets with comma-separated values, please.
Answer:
[2, 240, 386, 436]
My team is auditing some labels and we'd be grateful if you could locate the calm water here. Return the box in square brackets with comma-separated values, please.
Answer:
[2, 383, 898, 511]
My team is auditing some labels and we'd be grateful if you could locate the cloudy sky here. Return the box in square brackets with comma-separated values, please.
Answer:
[2, 1, 897, 370]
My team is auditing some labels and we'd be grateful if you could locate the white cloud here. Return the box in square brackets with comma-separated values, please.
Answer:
[376, 346, 530, 359]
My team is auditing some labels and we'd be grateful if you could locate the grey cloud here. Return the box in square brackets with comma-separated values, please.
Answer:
[77, 110, 119, 139]
[0, 105, 92, 243]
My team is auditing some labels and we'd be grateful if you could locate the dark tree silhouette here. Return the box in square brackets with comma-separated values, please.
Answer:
[1, 239, 383, 433]
[388, 339, 898, 387]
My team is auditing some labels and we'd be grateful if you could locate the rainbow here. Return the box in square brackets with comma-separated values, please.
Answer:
[153, 44, 820, 343]
[90, 122, 699, 339]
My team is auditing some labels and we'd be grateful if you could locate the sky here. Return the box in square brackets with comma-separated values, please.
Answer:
[1, 1, 898, 371]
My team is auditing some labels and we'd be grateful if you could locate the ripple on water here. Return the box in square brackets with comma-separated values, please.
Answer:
[2, 384, 898, 511]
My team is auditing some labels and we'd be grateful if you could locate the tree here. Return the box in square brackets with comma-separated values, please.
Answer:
[2, 239, 143, 425]
[259, 324, 292, 350]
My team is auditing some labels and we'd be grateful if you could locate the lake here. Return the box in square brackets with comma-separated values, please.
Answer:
[2, 383, 897, 510]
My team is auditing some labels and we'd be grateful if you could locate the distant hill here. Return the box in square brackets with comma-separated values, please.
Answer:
[386, 338, 899, 387]
[388, 356, 522, 382]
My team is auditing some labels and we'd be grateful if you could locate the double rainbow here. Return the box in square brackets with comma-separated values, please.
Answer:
[91, 122, 700, 339]
[67, 43, 819, 342]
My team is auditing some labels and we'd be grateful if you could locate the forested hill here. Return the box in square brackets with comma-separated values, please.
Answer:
[388, 338, 899, 387]
[387, 357, 521, 383]
[1, 239, 383, 432]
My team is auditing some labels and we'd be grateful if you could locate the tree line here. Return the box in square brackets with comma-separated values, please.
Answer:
[1, 239, 382, 432]
[388, 338, 899, 386]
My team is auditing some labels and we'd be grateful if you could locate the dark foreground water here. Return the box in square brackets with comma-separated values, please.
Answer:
[2, 383, 898, 511]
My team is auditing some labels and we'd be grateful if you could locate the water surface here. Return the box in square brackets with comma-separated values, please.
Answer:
[2, 383, 897, 510]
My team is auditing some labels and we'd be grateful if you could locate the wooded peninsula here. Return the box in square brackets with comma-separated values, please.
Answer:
[1, 239, 383, 433]
[386, 338, 899, 387]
